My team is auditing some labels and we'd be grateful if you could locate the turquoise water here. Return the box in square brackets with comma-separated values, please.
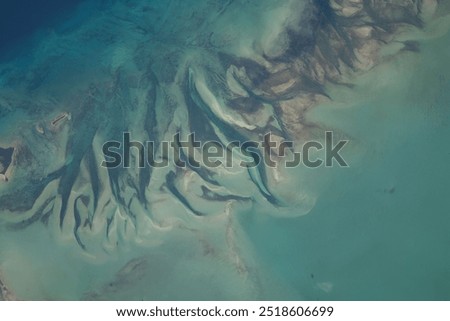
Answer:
[0, 1, 449, 300]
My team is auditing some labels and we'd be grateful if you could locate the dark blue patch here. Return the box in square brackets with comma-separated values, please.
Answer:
[0, 0, 84, 59]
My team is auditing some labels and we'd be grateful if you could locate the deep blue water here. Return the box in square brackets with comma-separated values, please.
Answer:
[0, 0, 84, 59]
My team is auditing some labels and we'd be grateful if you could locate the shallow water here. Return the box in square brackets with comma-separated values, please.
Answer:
[245, 28, 450, 299]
